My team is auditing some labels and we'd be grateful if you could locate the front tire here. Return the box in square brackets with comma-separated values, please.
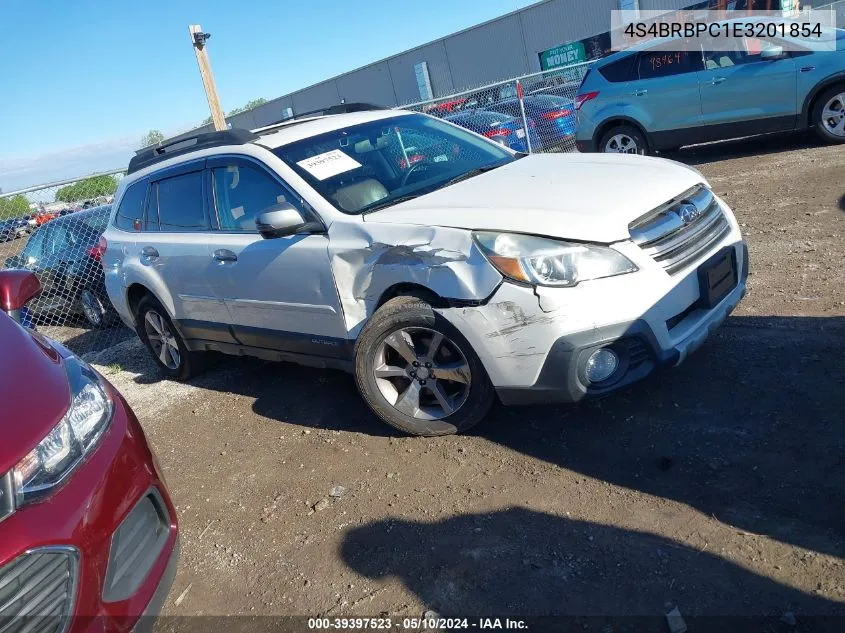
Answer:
[354, 296, 494, 436]
[135, 295, 204, 380]
[599, 124, 650, 155]
[812, 85, 845, 144]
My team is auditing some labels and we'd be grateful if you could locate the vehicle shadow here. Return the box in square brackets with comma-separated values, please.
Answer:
[839, 193, 845, 212]
[662, 131, 822, 165]
[340, 507, 845, 629]
[72, 328, 396, 437]
[475, 315, 845, 560]
[70, 314, 845, 557]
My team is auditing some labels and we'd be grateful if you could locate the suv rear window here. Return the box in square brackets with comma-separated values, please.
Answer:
[150, 171, 207, 232]
[599, 56, 637, 83]
[113, 181, 147, 231]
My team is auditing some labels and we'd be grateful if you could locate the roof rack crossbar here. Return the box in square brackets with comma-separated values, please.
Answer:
[253, 102, 388, 136]
[127, 128, 259, 175]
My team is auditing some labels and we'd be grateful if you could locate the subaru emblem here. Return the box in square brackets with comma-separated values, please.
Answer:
[678, 202, 700, 225]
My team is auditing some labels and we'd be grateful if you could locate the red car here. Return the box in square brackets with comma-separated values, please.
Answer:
[0, 270, 179, 632]
[33, 210, 59, 226]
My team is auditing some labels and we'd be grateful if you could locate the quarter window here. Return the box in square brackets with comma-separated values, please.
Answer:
[212, 163, 294, 232]
[113, 181, 147, 231]
[152, 171, 207, 232]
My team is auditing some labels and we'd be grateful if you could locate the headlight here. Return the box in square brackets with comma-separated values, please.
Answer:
[473, 231, 637, 287]
[12, 357, 113, 506]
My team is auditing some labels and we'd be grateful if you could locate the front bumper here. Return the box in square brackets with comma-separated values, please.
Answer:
[438, 232, 748, 405]
[0, 389, 179, 632]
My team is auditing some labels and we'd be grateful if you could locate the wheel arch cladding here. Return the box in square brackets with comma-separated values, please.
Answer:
[595, 117, 648, 147]
[804, 76, 845, 127]
[327, 222, 502, 337]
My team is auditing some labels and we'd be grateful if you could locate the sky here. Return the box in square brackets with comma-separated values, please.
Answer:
[0, 0, 536, 192]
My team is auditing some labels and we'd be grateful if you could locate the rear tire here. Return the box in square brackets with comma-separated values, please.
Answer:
[812, 85, 845, 144]
[79, 289, 116, 329]
[354, 296, 494, 437]
[599, 124, 650, 155]
[135, 295, 204, 381]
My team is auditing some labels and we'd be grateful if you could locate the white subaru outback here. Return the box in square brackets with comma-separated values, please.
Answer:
[102, 105, 747, 436]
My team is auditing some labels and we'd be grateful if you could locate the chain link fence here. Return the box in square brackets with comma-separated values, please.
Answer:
[399, 62, 593, 155]
[0, 169, 135, 358]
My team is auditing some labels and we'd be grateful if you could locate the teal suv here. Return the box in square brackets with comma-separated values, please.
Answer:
[575, 26, 845, 154]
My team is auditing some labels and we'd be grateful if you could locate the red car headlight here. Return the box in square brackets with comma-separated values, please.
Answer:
[9, 356, 114, 507]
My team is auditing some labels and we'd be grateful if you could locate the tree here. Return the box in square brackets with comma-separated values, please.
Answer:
[55, 175, 118, 203]
[0, 195, 30, 220]
[140, 129, 166, 148]
[202, 97, 267, 126]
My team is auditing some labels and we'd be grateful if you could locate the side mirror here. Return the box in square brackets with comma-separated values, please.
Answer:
[0, 270, 42, 321]
[761, 46, 786, 61]
[255, 203, 322, 239]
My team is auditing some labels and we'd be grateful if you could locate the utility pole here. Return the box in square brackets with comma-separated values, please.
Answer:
[189, 24, 227, 131]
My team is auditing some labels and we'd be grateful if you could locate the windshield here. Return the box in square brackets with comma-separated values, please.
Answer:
[273, 113, 516, 214]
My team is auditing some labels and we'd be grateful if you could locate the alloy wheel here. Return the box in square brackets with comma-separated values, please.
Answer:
[144, 310, 181, 370]
[80, 290, 103, 327]
[821, 93, 845, 138]
[373, 327, 471, 421]
[605, 134, 639, 153]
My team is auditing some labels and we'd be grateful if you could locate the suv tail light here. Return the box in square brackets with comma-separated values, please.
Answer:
[574, 92, 600, 111]
[88, 235, 107, 261]
[484, 128, 511, 138]
[542, 109, 573, 120]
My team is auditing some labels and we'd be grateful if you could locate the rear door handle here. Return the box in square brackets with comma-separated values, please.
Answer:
[212, 249, 238, 263]
[633, 89, 648, 96]
[140, 246, 159, 260]
[712, 76, 727, 85]
[800, 66, 816, 73]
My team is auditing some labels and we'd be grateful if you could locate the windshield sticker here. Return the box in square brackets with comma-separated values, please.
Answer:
[297, 150, 362, 180]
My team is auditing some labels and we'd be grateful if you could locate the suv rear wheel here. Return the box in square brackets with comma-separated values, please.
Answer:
[136, 295, 204, 380]
[354, 296, 494, 436]
[813, 85, 845, 144]
[600, 124, 649, 155]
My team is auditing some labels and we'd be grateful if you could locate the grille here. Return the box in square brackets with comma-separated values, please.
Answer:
[614, 337, 651, 370]
[103, 491, 170, 603]
[629, 185, 731, 275]
[0, 548, 77, 633]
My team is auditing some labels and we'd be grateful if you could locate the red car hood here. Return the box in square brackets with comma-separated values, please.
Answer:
[0, 314, 69, 473]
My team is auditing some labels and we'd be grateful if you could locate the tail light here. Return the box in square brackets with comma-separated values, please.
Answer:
[574, 92, 600, 111]
[483, 128, 511, 139]
[542, 109, 573, 120]
[88, 235, 107, 261]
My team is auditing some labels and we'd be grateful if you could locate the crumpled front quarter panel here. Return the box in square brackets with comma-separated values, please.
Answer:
[327, 221, 502, 336]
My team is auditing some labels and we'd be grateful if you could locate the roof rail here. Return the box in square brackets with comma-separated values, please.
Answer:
[128, 128, 260, 175]
[253, 102, 389, 136]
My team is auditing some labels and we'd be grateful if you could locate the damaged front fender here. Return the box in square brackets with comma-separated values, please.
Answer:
[328, 221, 502, 336]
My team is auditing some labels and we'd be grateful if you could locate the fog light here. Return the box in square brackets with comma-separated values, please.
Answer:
[585, 348, 619, 383]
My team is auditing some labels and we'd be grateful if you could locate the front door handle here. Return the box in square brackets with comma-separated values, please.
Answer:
[712, 76, 727, 85]
[212, 249, 238, 263]
[633, 89, 648, 96]
[800, 66, 816, 73]
[140, 246, 159, 260]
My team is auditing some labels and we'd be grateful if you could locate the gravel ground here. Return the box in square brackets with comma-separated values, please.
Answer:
[72, 133, 845, 627]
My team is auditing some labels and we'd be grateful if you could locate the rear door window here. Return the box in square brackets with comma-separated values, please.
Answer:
[638, 49, 702, 79]
[150, 171, 208, 232]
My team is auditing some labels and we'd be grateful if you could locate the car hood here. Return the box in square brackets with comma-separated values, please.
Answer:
[364, 153, 706, 243]
[0, 314, 69, 473]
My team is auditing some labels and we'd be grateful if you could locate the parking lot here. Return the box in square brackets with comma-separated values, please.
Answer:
[47, 132, 836, 626]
